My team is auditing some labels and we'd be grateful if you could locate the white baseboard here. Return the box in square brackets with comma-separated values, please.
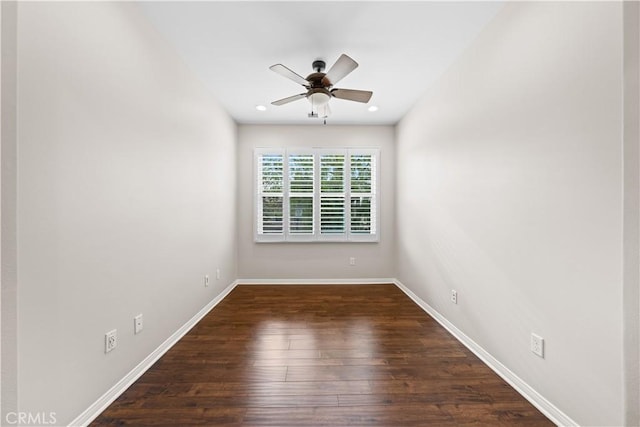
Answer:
[236, 278, 396, 285]
[392, 279, 577, 427]
[68, 280, 239, 427]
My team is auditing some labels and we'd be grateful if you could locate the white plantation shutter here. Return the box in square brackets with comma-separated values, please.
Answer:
[349, 152, 376, 239]
[255, 148, 379, 242]
[256, 150, 284, 241]
[320, 153, 346, 237]
[288, 153, 314, 238]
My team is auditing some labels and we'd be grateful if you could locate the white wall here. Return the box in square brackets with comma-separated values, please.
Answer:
[1, 1, 19, 422]
[396, 2, 624, 426]
[623, 2, 640, 425]
[15, 3, 237, 425]
[237, 125, 395, 281]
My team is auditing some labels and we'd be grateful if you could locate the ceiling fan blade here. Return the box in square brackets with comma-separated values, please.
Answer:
[331, 88, 373, 103]
[324, 54, 358, 86]
[269, 64, 309, 87]
[271, 93, 307, 106]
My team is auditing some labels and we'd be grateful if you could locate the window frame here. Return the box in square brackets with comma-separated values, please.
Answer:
[254, 147, 380, 243]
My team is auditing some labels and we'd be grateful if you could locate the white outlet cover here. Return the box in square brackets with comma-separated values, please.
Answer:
[134, 314, 143, 334]
[531, 333, 544, 358]
[105, 329, 117, 353]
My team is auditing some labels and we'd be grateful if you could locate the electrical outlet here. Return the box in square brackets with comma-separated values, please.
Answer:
[134, 314, 143, 335]
[204, 275, 210, 287]
[105, 329, 117, 353]
[451, 290, 458, 304]
[216, 268, 221, 280]
[349, 257, 356, 266]
[531, 333, 544, 358]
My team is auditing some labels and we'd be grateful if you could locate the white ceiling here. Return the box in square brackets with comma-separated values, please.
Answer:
[137, 1, 504, 125]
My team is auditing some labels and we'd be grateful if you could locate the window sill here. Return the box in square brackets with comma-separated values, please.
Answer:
[255, 237, 379, 244]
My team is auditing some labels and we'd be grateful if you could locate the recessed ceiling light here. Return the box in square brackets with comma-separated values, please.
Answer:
[367, 105, 379, 112]
[255, 105, 267, 111]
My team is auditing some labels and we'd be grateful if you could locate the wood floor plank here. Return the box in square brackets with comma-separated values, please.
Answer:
[91, 284, 554, 426]
[241, 405, 457, 426]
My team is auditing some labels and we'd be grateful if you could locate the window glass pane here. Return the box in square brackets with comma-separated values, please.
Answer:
[320, 154, 345, 193]
[289, 196, 313, 234]
[321, 197, 345, 234]
[350, 154, 372, 193]
[261, 196, 283, 234]
[261, 154, 283, 193]
[351, 196, 371, 233]
[289, 154, 314, 193]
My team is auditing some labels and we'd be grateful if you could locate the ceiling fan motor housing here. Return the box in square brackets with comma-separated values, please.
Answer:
[306, 72, 331, 89]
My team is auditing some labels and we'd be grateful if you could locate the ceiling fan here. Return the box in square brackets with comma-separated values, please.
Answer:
[269, 53, 373, 120]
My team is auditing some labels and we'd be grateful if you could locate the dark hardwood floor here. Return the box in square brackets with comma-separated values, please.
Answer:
[91, 284, 554, 426]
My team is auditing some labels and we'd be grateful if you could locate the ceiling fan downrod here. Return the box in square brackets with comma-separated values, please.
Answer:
[312, 60, 326, 73]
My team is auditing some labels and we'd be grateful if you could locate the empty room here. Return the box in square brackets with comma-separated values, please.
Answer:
[1, 1, 639, 426]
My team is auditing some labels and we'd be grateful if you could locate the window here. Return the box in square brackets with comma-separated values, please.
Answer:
[255, 148, 379, 242]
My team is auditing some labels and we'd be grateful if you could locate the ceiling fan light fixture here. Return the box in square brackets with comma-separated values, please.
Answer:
[307, 91, 331, 107]
[255, 105, 267, 111]
[368, 105, 379, 112]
